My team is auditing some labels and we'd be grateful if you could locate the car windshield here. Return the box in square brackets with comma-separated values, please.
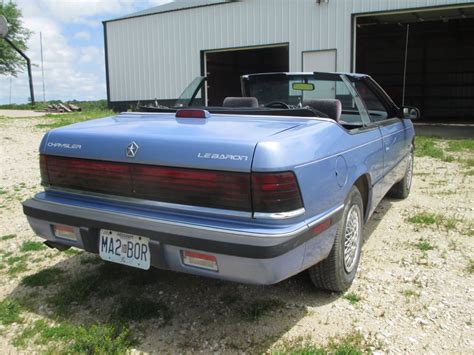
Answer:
[241, 72, 371, 125]
[243, 72, 352, 107]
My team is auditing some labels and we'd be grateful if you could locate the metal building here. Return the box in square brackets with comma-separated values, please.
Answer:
[103, 0, 474, 120]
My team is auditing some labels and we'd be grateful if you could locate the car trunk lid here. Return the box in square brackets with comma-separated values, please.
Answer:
[42, 112, 307, 172]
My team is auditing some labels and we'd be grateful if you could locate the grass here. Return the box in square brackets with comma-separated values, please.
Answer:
[446, 139, 474, 153]
[273, 331, 373, 354]
[48, 263, 125, 314]
[21, 268, 64, 287]
[343, 292, 362, 305]
[114, 296, 172, 322]
[407, 212, 461, 230]
[1, 234, 16, 241]
[467, 259, 474, 274]
[0, 298, 22, 325]
[407, 212, 437, 225]
[8, 262, 29, 276]
[20, 241, 46, 252]
[36, 109, 114, 129]
[415, 136, 446, 160]
[64, 247, 82, 256]
[415, 136, 474, 172]
[13, 319, 135, 353]
[413, 239, 435, 252]
[7, 255, 27, 265]
[2, 251, 13, 258]
[48, 273, 101, 314]
[6, 255, 28, 276]
[402, 289, 420, 298]
[242, 298, 285, 321]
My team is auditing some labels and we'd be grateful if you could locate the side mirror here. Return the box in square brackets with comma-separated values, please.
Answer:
[0, 15, 8, 39]
[402, 106, 420, 120]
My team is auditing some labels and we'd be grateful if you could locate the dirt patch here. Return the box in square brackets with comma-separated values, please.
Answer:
[0, 117, 472, 353]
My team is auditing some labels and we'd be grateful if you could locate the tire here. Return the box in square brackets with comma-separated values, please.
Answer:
[388, 145, 414, 199]
[308, 186, 364, 292]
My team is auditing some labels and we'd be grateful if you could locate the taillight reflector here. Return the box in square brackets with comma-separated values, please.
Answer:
[182, 250, 218, 271]
[312, 218, 332, 235]
[53, 224, 76, 241]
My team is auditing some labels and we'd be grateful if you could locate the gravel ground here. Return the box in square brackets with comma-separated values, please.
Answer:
[0, 117, 472, 354]
[0, 110, 47, 118]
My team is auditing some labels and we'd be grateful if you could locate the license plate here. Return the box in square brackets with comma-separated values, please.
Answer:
[99, 230, 150, 270]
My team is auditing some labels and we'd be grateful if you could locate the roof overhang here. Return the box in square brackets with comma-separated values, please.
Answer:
[104, 0, 236, 23]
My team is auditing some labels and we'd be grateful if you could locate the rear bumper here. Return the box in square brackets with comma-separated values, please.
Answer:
[23, 196, 342, 284]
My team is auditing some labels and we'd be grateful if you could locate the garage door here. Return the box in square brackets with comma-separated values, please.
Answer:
[355, 6, 474, 122]
[204, 45, 289, 106]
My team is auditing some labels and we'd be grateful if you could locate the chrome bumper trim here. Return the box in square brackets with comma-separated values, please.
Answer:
[253, 208, 305, 220]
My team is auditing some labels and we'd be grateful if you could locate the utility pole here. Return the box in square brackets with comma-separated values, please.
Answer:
[0, 15, 35, 105]
[9, 77, 12, 104]
[40, 31, 45, 102]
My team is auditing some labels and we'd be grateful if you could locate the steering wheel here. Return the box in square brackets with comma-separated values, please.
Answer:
[265, 101, 290, 109]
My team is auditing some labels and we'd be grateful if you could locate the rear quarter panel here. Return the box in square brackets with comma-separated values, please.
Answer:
[253, 121, 384, 221]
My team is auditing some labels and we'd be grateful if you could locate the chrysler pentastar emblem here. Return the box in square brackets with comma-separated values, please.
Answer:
[126, 141, 139, 158]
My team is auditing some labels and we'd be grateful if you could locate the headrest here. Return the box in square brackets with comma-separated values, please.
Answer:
[222, 97, 259, 108]
[303, 99, 342, 121]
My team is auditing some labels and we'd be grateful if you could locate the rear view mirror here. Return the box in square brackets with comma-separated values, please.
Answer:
[292, 82, 314, 91]
[402, 106, 420, 120]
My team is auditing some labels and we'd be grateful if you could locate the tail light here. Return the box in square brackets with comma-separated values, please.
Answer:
[131, 165, 251, 211]
[39, 155, 303, 216]
[40, 154, 50, 185]
[251, 172, 304, 213]
[43, 155, 132, 195]
[39, 155, 251, 212]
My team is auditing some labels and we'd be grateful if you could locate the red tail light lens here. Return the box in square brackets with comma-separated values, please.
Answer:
[251, 172, 303, 213]
[40, 154, 49, 185]
[40, 155, 251, 212]
[40, 155, 303, 215]
[131, 165, 251, 211]
[44, 155, 132, 195]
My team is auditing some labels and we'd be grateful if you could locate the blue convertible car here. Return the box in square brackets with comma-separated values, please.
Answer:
[23, 72, 417, 291]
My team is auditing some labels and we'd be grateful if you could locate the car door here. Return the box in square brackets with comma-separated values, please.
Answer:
[354, 78, 411, 193]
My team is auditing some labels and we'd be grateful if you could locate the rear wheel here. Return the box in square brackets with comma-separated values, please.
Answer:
[388, 145, 414, 199]
[308, 186, 364, 292]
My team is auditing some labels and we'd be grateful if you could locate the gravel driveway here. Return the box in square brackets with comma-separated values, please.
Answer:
[0, 110, 47, 118]
[0, 117, 472, 353]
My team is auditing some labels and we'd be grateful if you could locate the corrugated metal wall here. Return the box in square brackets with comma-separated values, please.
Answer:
[105, 0, 472, 102]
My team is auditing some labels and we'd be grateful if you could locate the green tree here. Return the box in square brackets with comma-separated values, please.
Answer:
[0, 2, 32, 76]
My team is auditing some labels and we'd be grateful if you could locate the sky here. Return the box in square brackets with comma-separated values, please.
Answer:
[0, 0, 172, 104]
